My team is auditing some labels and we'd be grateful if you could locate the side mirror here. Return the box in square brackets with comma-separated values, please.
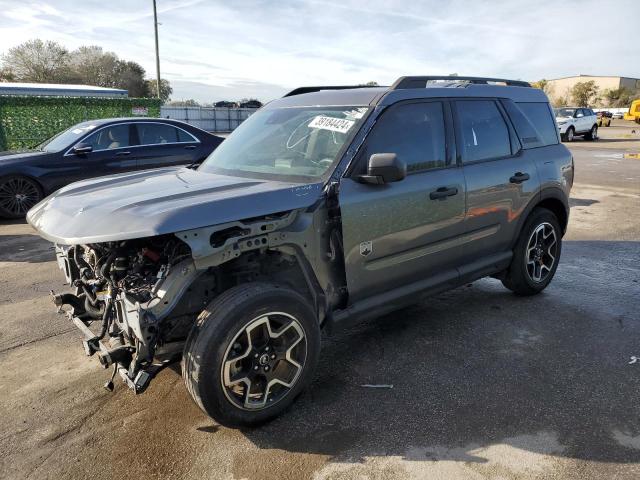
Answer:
[73, 143, 93, 155]
[357, 153, 406, 185]
[576, 113, 584, 118]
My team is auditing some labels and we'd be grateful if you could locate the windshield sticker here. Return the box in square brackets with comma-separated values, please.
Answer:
[342, 107, 367, 120]
[308, 115, 355, 134]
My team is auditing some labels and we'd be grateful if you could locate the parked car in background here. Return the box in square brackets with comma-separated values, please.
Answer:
[554, 107, 598, 142]
[612, 111, 624, 119]
[214, 101, 238, 108]
[597, 111, 612, 127]
[0, 118, 223, 218]
[239, 99, 263, 108]
[29, 76, 573, 427]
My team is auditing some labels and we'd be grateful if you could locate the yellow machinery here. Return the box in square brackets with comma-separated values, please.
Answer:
[623, 99, 640, 123]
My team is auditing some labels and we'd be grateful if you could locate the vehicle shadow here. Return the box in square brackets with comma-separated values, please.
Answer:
[221, 240, 640, 466]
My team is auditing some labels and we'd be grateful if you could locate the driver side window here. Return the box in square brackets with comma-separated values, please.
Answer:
[83, 124, 131, 151]
[356, 102, 447, 175]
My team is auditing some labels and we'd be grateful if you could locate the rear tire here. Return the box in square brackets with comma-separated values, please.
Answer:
[584, 125, 598, 141]
[502, 208, 562, 296]
[182, 283, 321, 427]
[0, 175, 43, 219]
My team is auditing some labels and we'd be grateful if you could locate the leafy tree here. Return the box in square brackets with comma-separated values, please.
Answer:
[531, 79, 552, 94]
[570, 81, 598, 107]
[146, 78, 173, 102]
[364, 81, 379, 86]
[0, 39, 172, 100]
[1, 39, 71, 83]
[602, 87, 638, 108]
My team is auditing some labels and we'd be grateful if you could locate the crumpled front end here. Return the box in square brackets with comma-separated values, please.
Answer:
[51, 235, 212, 392]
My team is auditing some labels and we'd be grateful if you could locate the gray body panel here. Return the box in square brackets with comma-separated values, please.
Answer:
[339, 169, 466, 304]
[27, 166, 322, 244]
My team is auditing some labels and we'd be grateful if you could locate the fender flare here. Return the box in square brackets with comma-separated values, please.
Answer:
[510, 187, 569, 248]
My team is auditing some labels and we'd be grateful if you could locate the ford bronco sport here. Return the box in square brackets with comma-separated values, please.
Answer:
[28, 76, 573, 427]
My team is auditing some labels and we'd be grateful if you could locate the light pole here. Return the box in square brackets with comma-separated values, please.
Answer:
[153, 0, 161, 98]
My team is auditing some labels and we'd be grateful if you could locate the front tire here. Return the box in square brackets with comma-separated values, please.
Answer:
[562, 127, 575, 142]
[502, 208, 562, 296]
[0, 175, 43, 219]
[182, 283, 321, 427]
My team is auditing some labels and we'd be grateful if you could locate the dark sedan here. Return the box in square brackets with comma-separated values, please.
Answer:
[0, 118, 223, 218]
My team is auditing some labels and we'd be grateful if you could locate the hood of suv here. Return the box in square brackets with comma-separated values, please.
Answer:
[27, 167, 323, 244]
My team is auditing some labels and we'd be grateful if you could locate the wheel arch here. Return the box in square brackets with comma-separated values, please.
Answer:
[511, 188, 569, 248]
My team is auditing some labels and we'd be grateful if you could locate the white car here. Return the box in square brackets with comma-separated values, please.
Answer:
[554, 107, 598, 142]
[612, 112, 624, 119]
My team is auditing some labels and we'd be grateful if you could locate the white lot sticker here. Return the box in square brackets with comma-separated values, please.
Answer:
[71, 125, 97, 135]
[343, 107, 367, 119]
[308, 115, 355, 134]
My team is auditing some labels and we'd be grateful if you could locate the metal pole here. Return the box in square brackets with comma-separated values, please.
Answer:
[153, 0, 161, 98]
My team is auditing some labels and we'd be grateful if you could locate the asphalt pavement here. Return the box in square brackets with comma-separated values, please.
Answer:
[0, 127, 639, 480]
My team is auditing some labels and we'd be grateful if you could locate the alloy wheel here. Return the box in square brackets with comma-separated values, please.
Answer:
[0, 178, 40, 216]
[221, 312, 307, 410]
[567, 129, 574, 141]
[525, 222, 558, 283]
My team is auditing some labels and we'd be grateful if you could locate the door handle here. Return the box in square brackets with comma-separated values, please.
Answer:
[184, 145, 197, 150]
[115, 151, 131, 156]
[509, 172, 530, 184]
[429, 186, 458, 200]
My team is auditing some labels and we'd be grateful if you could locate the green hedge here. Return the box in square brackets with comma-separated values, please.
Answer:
[0, 96, 161, 151]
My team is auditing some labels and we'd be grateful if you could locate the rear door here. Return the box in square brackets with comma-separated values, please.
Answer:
[62, 123, 137, 185]
[134, 122, 201, 170]
[453, 99, 539, 269]
[339, 100, 466, 303]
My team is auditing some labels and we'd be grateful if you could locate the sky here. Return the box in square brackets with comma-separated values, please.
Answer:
[0, 0, 638, 102]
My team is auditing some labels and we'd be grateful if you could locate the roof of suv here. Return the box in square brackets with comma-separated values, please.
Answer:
[270, 76, 548, 109]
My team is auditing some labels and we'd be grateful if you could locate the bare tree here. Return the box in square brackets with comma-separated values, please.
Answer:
[1, 39, 70, 83]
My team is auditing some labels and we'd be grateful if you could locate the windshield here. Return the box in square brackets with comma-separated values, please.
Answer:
[198, 106, 369, 180]
[555, 108, 576, 117]
[38, 122, 101, 152]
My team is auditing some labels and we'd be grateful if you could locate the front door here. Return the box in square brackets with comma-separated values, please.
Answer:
[61, 123, 137, 188]
[339, 100, 466, 304]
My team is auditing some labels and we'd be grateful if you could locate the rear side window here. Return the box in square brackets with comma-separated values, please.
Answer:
[136, 123, 189, 145]
[454, 100, 511, 162]
[361, 101, 447, 173]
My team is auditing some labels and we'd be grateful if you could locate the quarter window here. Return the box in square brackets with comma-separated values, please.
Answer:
[83, 124, 131, 150]
[515, 102, 559, 147]
[455, 100, 511, 162]
[360, 102, 447, 173]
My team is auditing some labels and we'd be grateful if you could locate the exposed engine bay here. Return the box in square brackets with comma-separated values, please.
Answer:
[49, 208, 342, 394]
[52, 235, 219, 392]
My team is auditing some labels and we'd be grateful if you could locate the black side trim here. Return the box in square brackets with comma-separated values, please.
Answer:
[331, 251, 512, 328]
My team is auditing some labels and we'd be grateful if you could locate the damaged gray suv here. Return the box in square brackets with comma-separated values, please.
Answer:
[28, 76, 573, 427]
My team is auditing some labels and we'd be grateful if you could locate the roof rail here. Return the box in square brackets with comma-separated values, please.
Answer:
[390, 76, 531, 89]
[283, 85, 380, 97]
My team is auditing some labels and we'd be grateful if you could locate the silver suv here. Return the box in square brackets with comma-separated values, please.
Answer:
[29, 76, 574, 427]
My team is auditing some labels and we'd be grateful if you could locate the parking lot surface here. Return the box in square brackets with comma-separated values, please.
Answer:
[1, 125, 639, 479]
